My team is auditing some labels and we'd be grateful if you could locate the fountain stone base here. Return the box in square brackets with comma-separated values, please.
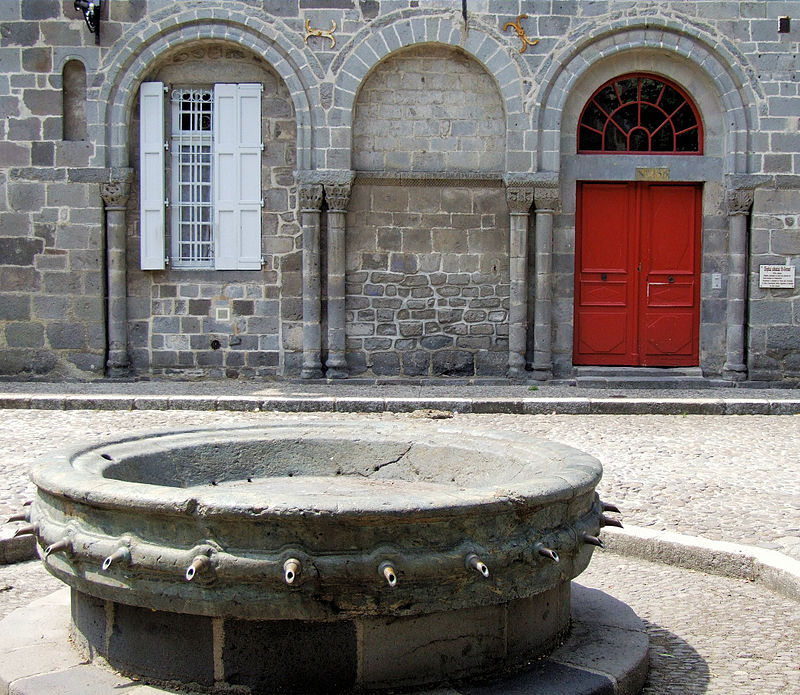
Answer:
[31, 421, 606, 693]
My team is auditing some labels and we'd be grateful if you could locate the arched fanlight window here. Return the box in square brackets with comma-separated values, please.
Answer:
[578, 74, 702, 154]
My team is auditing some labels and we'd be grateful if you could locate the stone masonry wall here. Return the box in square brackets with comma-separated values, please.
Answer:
[749, 186, 800, 380]
[353, 45, 505, 173]
[345, 183, 510, 377]
[126, 44, 300, 378]
[0, 0, 105, 378]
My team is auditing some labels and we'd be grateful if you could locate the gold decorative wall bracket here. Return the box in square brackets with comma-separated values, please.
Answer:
[503, 14, 539, 53]
[304, 19, 337, 49]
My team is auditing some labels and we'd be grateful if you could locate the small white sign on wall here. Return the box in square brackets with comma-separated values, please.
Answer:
[759, 265, 796, 289]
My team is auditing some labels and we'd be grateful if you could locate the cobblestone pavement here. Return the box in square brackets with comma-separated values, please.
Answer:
[2, 409, 799, 561]
[2, 553, 798, 694]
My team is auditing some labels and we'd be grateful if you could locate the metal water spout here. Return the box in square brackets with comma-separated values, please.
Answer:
[283, 558, 301, 585]
[186, 555, 211, 582]
[379, 561, 397, 587]
[465, 553, 489, 577]
[102, 547, 132, 571]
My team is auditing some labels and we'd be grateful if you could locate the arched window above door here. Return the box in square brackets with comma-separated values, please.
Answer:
[578, 74, 702, 154]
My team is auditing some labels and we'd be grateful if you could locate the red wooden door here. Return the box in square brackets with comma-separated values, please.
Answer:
[574, 182, 701, 366]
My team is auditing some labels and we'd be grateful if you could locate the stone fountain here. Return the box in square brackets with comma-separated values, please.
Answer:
[21, 420, 633, 693]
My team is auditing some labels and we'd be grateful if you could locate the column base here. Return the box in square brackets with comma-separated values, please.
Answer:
[722, 365, 747, 382]
[106, 355, 130, 378]
[301, 366, 324, 380]
[530, 368, 552, 382]
[326, 354, 349, 379]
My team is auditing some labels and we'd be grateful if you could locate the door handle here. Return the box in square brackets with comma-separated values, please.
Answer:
[668, 276, 674, 283]
[601, 273, 607, 281]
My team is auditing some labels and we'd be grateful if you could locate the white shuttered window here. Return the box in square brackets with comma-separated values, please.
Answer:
[138, 82, 263, 270]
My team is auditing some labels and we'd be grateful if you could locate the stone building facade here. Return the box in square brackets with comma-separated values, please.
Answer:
[1, 0, 798, 382]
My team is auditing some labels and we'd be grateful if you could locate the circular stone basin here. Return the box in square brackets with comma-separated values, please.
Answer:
[31, 421, 605, 693]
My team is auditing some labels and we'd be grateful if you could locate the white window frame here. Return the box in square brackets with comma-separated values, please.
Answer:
[139, 81, 264, 271]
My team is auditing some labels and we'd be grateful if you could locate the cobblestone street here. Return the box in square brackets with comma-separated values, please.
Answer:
[1, 406, 799, 694]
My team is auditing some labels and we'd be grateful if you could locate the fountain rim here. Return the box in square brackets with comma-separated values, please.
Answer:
[30, 421, 603, 519]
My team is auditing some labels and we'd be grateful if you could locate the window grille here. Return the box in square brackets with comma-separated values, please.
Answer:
[170, 88, 214, 267]
[578, 74, 702, 154]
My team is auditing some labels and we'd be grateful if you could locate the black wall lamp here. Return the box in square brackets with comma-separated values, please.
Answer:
[74, 0, 102, 45]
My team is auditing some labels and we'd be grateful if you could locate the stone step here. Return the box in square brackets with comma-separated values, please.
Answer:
[573, 366, 731, 389]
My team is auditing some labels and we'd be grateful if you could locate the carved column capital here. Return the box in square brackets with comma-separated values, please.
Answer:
[298, 184, 323, 212]
[324, 182, 352, 213]
[505, 185, 535, 214]
[534, 184, 560, 213]
[100, 180, 131, 210]
[726, 187, 754, 216]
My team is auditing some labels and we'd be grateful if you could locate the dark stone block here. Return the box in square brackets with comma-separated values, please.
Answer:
[476, 350, 508, 376]
[188, 299, 212, 315]
[0, 237, 43, 266]
[108, 603, 214, 686]
[262, 0, 299, 17]
[401, 350, 430, 376]
[247, 351, 279, 367]
[1, 22, 40, 45]
[0, 265, 41, 292]
[46, 322, 86, 349]
[5, 321, 44, 347]
[71, 590, 106, 659]
[345, 351, 368, 375]
[223, 618, 357, 694]
[22, 0, 60, 19]
[420, 335, 453, 350]
[432, 350, 474, 376]
[232, 299, 254, 316]
[67, 352, 103, 372]
[390, 253, 418, 273]
[360, 0, 379, 19]
[31, 141, 54, 166]
[22, 47, 52, 72]
[0, 294, 30, 320]
[371, 351, 400, 376]
[362, 253, 388, 270]
[0, 348, 56, 375]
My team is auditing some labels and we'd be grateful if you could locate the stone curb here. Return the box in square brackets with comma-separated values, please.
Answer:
[0, 531, 35, 565]
[604, 526, 800, 602]
[1, 393, 799, 415]
[0, 585, 647, 695]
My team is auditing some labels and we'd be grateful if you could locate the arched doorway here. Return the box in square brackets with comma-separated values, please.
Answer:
[573, 74, 703, 367]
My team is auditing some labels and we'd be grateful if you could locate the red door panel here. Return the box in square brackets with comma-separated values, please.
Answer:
[573, 183, 636, 364]
[574, 182, 701, 366]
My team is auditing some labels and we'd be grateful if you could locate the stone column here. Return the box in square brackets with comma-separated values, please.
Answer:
[505, 183, 534, 378]
[723, 187, 753, 381]
[299, 183, 324, 379]
[100, 170, 133, 377]
[531, 183, 560, 380]
[324, 174, 354, 379]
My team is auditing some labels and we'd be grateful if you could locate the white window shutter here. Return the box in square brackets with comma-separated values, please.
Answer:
[214, 83, 262, 270]
[139, 82, 165, 270]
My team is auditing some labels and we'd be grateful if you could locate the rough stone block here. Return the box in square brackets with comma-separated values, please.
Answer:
[432, 350, 474, 376]
[223, 617, 356, 693]
[371, 351, 400, 375]
[108, 604, 214, 686]
[46, 322, 86, 349]
[5, 321, 44, 347]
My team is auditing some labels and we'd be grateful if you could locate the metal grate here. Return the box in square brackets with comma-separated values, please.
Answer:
[170, 88, 213, 267]
[578, 74, 702, 154]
